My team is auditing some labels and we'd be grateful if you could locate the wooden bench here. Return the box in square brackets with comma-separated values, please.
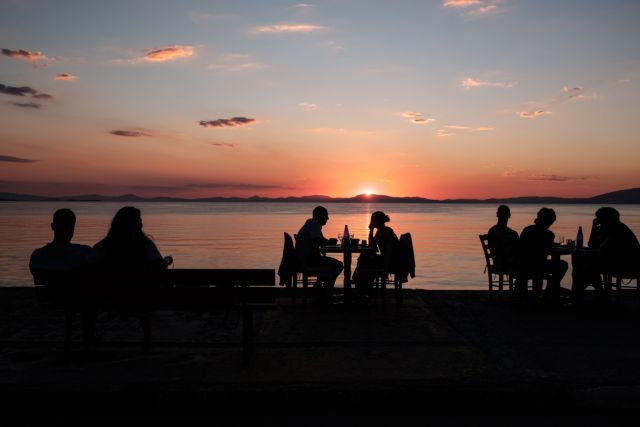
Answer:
[31, 268, 276, 362]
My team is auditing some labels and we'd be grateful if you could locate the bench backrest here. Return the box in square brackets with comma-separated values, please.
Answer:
[31, 268, 276, 308]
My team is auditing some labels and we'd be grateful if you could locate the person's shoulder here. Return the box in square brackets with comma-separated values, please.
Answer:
[70, 243, 92, 253]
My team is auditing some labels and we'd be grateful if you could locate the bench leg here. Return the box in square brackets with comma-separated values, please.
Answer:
[242, 307, 254, 364]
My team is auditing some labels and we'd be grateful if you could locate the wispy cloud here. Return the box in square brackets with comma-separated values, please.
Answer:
[188, 182, 292, 190]
[299, 102, 318, 111]
[210, 142, 236, 148]
[1, 48, 50, 67]
[252, 24, 325, 34]
[462, 77, 515, 89]
[518, 110, 551, 119]
[291, 3, 315, 11]
[443, 0, 502, 16]
[443, 0, 481, 7]
[436, 129, 453, 137]
[439, 124, 495, 135]
[11, 102, 41, 109]
[188, 12, 235, 23]
[401, 111, 436, 124]
[144, 45, 194, 62]
[309, 127, 374, 136]
[55, 73, 77, 81]
[0, 155, 37, 163]
[528, 174, 593, 182]
[109, 130, 152, 137]
[199, 117, 256, 128]
[0, 83, 53, 100]
[207, 53, 267, 72]
[109, 45, 195, 65]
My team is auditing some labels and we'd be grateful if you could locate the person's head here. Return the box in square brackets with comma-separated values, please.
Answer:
[312, 206, 329, 226]
[51, 208, 76, 244]
[534, 207, 556, 229]
[496, 205, 511, 223]
[370, 211, 390, 228]
[107, 206, 144, 242]
[595, 207, 620, 227]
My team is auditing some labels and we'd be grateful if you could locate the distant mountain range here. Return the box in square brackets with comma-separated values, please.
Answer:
[1, 188, 639, 204]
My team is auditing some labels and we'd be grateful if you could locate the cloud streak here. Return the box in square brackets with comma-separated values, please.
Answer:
[401, 111, 436, 124]
[299, 102, 318, 111]
[109, 130, 152, 137]
[0, 83, 53, 100]
[518, 110, 551, 119]
[144, 45, 194, 62]
[462, 77, 515, 89]
[11, 102, 41, 109]
[199, 117, 256, 128]
[252, 24, 324, 34]
[210, 142, 236, 148]
[443, 0, 501, 16]
[55, 73, 77, 81]
[188, 182, 292, 190]
[1, 48, 50, 67]
[0, 155, 37, 163]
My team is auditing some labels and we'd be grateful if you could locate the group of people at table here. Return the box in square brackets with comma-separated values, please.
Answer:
[29, 205, 398, 309]
[487, 205, 640, 303]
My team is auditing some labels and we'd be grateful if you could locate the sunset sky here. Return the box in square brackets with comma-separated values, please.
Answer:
[1, 0, 639, 199]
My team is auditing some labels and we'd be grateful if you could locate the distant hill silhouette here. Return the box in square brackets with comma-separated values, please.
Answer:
[1, 188, 639, 204]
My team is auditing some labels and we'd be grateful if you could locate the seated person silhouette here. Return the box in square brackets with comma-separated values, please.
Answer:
[90, 206, 171, 350]
[517, 207, 568, 301]
[296, 206, 343, 300]
[487, 205, 519, 271]
[573, 207, 640, 303]
[29, 208, 95, 345]
[354, 211, 398, 301]
[91, 206, 171, 273]
[29, 208, 92, 271]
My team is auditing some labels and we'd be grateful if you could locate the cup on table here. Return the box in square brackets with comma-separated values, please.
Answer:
[566, 239, 575, 248]
[327, 238, 338, 246]
[556, 236, 565, 245]
[350, 238, 360, 247]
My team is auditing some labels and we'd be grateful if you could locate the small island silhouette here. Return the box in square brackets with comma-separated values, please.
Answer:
[1, 188, 639, 204]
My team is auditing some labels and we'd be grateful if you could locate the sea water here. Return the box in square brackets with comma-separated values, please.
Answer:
[1, 201, 639, 289]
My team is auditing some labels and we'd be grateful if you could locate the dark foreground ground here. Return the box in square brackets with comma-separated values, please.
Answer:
[2, 287, 640, 423]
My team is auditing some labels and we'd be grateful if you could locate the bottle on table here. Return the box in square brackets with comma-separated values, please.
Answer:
[343, 225, 350, 247]
[576, 226, 584, 249]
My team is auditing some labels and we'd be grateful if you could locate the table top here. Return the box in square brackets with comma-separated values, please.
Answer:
[320, 245, 377, 254]
[551, 246, 599, 255]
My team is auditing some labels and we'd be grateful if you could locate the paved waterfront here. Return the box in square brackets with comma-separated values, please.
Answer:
[2, 288, 640, 418]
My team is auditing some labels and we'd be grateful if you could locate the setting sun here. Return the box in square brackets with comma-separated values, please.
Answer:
[361, 189, 375, 196]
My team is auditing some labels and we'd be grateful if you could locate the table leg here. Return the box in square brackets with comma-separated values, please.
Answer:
[344, 252, 353, 303]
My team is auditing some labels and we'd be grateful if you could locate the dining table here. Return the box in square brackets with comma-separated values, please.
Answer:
[320, 244, 377, 302]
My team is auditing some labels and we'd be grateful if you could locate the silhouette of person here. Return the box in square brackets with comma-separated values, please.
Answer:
[90, 206, 171, 350]
[518, 207, 568, 301]
[296, 206, 343, 296]
[354, 211, 398, 301]
[29, 208, 96, 345]
[487, 205, 519, 271]
[588, 207, 640, 273]
[91, 206, 171, 273]
[29, 208, 92, 271]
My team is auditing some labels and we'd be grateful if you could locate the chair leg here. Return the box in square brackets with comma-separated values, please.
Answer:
[488, 272, 494, 301]
[302, 273, 309, 305]
[381, 275, 387, 305]
[616, 274, 622, 305]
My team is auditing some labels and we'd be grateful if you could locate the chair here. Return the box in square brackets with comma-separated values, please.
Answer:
[278, 232, 332, 304]
[370, 232, 416, 304]
[603, 269, 640, 305]
[479, 234, 514, 300]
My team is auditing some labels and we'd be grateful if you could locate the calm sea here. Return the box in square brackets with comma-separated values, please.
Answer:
[2, 202, 639, 289]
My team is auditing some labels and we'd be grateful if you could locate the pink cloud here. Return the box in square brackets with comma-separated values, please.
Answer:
[54, 73, 77, 81]
[518, 110, 551, 119]
[252, 24, 324, 34]
[443, 0, 481, 7]
[462, 77, 515, 89]
[144, 45, 194, 62]
[1, 48, 50, 67]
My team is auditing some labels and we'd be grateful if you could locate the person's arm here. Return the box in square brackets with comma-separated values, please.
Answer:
[588, 217, 602, 248]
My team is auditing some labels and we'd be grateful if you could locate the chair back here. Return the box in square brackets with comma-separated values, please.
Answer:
[392, 233, 416, 283]
[277, 233, 299, 286]
[479, 234, 495, 270]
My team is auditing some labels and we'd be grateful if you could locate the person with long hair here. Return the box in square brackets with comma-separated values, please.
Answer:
[91, 206, 171, 351]
[92, 206, 171, 272]
[353, 211, 398, 302]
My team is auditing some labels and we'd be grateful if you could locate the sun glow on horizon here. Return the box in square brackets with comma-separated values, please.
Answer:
[360, 188, 375, 196]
